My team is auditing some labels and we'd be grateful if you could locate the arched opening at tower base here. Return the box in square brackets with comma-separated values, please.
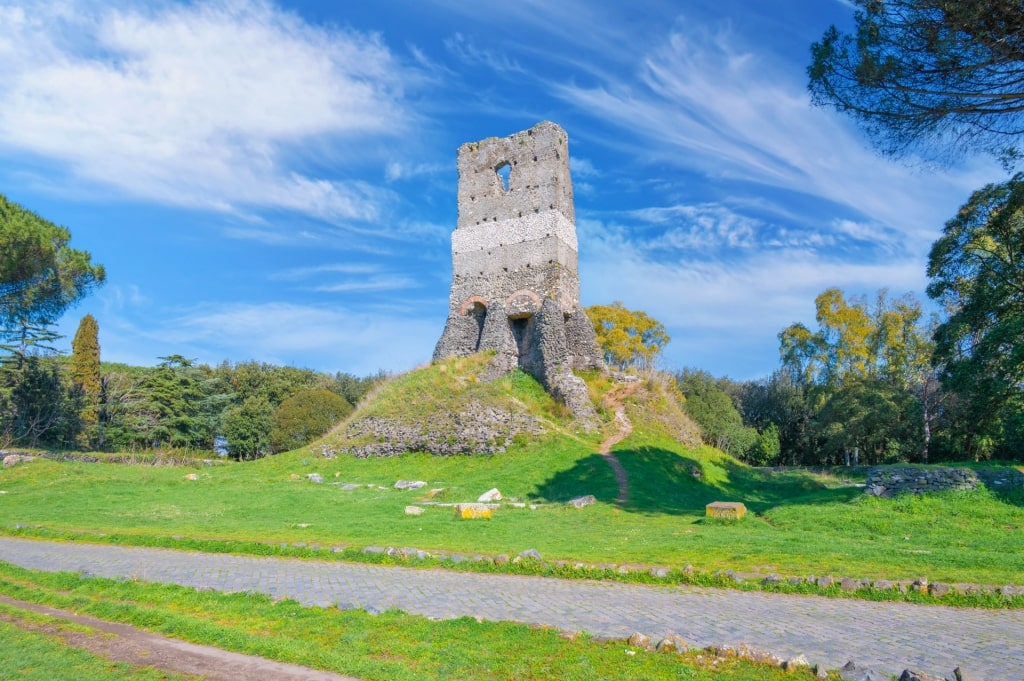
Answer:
[467, 302, 487, 351]
[509, 315, 534, 368]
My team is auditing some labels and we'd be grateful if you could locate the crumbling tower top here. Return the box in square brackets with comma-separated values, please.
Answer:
[456, 121, 574, 229]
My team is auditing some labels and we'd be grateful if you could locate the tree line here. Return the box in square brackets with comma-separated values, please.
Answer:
[0, 195, 382, 457]
[3, 323, 382, 458]
[672, 0, 1024, 466]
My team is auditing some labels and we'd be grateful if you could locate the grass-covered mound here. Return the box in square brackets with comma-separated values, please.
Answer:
[324, 353, 583, 457]
[0, 358, 1022, 586]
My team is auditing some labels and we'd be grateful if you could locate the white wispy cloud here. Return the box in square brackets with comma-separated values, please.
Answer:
[313, 276, 419, 293]
[554, 20, 998, 241]
[270, 263, 382, 281]
[0, 0, 418, 221]
[443, 32, 524, 74]
[386, 160, 448, 181]
[569, 157, 600, 177]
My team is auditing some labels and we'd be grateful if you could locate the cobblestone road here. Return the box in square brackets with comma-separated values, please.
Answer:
[1, 538, 1021, 680]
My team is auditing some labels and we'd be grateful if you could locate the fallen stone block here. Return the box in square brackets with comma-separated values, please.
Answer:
[455, 503, 492, 520]
[566, 494, 596, 508]
[405, 506, 424, 516]
[306, 473, 323, 483]
[705, 501, 747, 520]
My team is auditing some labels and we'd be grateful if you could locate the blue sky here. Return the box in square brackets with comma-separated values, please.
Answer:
[0, 0, 1005, 379]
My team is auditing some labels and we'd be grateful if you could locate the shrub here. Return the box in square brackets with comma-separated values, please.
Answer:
[271, 389, 352, 453]
[221, 396, 274, 460]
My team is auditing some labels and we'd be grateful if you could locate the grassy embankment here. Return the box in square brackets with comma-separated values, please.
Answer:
[1, 353, 1022, 586]
[0, 562, 814, 681]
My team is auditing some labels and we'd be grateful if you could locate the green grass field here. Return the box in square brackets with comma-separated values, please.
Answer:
[0, 563, 814, 681]
[1, 359, 1022, 587]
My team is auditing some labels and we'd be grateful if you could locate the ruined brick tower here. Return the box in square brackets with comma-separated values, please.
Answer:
[433, 121, 605, 422]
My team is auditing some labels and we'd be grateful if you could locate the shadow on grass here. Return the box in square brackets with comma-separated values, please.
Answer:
[532, 446, 862, 516]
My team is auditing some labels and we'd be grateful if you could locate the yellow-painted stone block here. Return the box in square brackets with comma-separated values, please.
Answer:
[455, 503, 492, 520]
[705, 501, 747, 520]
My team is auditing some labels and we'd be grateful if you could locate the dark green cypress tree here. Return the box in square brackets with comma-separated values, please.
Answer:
[70, 313, 101, 425]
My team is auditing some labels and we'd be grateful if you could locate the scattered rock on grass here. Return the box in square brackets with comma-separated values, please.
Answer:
[394, 480, 427, 490]
[478, 487, 502, 502]
[2, 454, 36, 468]
[405, 506, 424, 516]
[566, 494, 596, 508]
[655, 634, 688, 654]
[516, 548, 542, 561]
[627, 632, 652, 649]
[306, 473, 323, 483]
[183, 473, 198, 481]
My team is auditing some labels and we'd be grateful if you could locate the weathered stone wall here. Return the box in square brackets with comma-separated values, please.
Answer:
[865, 467, 978, 497]
[434, 121, 604, 424]
[336, 400, 545, 457]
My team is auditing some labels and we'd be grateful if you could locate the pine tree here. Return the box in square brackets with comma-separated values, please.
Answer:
[70, 314, 101, 424]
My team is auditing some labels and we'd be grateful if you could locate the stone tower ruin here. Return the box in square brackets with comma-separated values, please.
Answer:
[433, 121, 605, 422]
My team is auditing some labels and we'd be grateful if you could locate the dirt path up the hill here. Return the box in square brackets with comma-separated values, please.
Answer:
[599, 381, 640, 504]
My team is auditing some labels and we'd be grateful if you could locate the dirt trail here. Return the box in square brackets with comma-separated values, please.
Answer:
[599, 381, 640, 504]
[0, 595, 359, 681]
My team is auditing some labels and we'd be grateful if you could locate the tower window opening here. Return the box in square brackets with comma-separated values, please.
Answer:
[496, 162, 511, 192]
